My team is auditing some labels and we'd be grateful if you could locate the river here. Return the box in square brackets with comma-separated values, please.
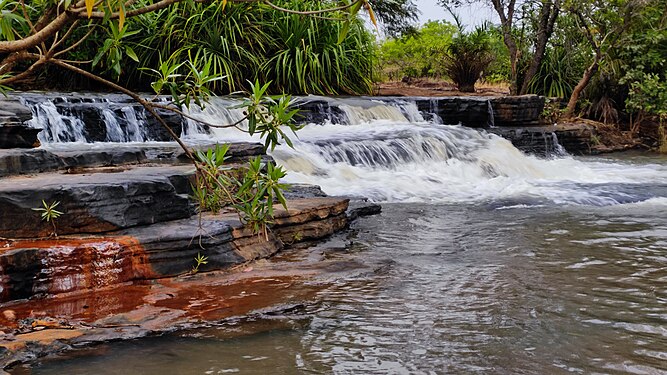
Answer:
[11, 97, 667, 374]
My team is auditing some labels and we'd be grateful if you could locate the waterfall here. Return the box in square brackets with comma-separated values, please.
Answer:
[19, 94, 161, 144]
[271, 121, 667, 205]
[179, 97, 250, 143]
[428, 98, 443, 124]
[339, 104, 409, 124]
[26, 100, 88, 143]
[121, 106, 148, 142]
[102, 109, 124, 142]
[486, 100, 495, 128]
[13, 92, 667, 206]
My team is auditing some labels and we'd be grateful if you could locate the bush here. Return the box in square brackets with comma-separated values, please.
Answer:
[443, 26, 494, 92]
[32, 0, 375, 95]
[378, 21, 457, 81]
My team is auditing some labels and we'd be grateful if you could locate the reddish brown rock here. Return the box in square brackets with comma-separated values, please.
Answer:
[0, 197, 349, 304]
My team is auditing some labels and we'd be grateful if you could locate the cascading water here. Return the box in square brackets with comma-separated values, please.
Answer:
[15, 93, 667, 207]
[27, 100, 88, 143]
[182, 98, 667, 207]
[271, 122, 667, 205]
[18, 94, 177, 143]
[486, 100, 495, 127]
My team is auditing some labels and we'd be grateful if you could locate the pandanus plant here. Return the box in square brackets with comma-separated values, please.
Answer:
[444, 27, 494, 93]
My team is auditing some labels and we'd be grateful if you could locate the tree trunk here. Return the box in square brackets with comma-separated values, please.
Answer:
[519, 0, 560, 95]
[506, 41, 519, 95]
[490, 0, 519, 95]
[564, 56, 599, 118]
[458, 83, 475, 93]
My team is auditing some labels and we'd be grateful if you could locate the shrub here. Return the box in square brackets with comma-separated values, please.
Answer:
[443, 26, 494, 93]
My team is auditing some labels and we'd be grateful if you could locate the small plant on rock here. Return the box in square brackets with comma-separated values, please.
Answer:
[193, 144, 234, 213]
[191, 252, 209, 274]
[32, 200, 63, 237]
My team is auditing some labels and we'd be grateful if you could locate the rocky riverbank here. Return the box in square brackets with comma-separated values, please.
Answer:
[0, 139, 380, 370]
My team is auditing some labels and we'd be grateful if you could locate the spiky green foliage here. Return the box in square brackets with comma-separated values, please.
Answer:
[527, 45, 586, 99]
[32, 200, 63, 237]
[47, 0, 374, 95]
[259, 2, 374, 95]
[443, 26, 494, 93]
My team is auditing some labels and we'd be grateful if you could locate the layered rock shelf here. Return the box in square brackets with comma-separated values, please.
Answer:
[0, 197, 349, 303]
[0, 141, 359, 297]
[0, 142, 264, 177]
[0, 140, 361, 368]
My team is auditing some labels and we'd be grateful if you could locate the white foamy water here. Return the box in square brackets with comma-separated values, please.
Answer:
[18, 94, 667, 206]
[270, 122, 667, 205]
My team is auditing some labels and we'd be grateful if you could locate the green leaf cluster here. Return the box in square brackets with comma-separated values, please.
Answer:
[234, 157, 289, 238]
[241, 80, 302, 152]
[378, 20, 457, 80]
[39, 0, 375, 95]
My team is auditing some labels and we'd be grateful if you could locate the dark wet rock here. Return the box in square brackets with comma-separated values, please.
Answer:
[283, 184, 328, 199]
[489, 123, 594, 156]
[347, 200, 382, 221]
[551, 123, 596, 155]
[0, 166, 197, 238]
[0, 149, 64, 177]
[490, 95, 545, 127]
[0, 97, 40, 149]
[292, 99, 347, 125]
[0, 125, 41, 149]
[489, 127, 562, 156]
[416, 97, 493, 127]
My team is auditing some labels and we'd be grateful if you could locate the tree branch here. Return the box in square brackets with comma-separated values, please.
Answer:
[0, 11, 72, 54]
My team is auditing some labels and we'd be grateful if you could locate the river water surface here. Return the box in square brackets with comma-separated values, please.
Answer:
[13, 98, 667, 374]
[13, 153, 667, 375]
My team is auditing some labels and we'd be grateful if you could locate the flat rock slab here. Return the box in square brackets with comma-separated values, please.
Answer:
[0, 165, 197, 238]
[0, 149, 64, 178]
[0, 142, 265, 177]
[0, 270, 332, 370]
[0, 197, 349, 303]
